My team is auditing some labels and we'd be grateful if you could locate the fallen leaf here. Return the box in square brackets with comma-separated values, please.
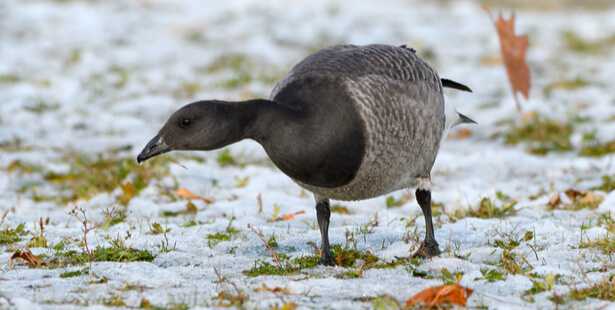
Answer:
[406, 283, 473, 307]
[485, 8, 531, 110]
[564, 189, 583, 201]
[331, 205, 351, 214]
[274, 302, 298, 310]
[255, 284, 293, 294]
[548, 189, 604, 210]
[282, 210, 305, 221]
[547, 192, 562, 209]
[578, 191, 604, 205]
[448, 128, 472, 139]
[9, 249, 49, 269]
[174, 188, 213, 204]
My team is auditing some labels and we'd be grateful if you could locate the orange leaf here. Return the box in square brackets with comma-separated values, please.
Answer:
[406, 283, 473, 307]
[448, 128, 472, 140]
[9, 249, 49, 269]
[282, 210, 305, 221]
[485, 8, 531, 110]
[174, 188, 213, 204]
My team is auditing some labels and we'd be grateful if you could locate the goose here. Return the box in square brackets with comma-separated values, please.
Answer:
[137, 44, 475, 266]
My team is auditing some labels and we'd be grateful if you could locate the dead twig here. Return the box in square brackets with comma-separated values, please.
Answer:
[247, 224, 280, 268]
[514, 249, 533, 270]
[161, 151, 187, 170]
[69, 206, 116, 262]
[526, 243, 539, 261]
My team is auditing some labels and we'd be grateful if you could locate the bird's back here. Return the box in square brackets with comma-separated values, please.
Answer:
[269, 44, 445, 200]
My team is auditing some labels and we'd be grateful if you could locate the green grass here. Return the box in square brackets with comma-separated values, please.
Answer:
[206, 219, 241, 248]
[205, 53, 284, 90]
[40, 154, 168, 205]
[544, 77, 590, 97]
[243, 243, 408, 277]
[454, 197, 517, 219]
[60, 267, 89, 278]
[580, 137, 615, 157]
[570, 275, 615, 301]
[0, 74, 20, 84]
[502, 114, 573, 155]
[330, 244, 379, 268]
[0, 138, 34, 152]
[353, 295, 400, 309]
[243, 255, 321, 277]
[0, 222, 27, 245]
[46, 240, 156, 266]
[594, 175, 615, 192]
[522, 273, 557, 302]
[580, 232, 615, 255]
[24, 100, 60, 114]
[563, 31, 615, 55]
[494, 230, 534, 251]
[475, 268, 505, 283]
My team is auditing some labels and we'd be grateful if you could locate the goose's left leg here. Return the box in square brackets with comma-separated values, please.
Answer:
[315, 195, 336, 266]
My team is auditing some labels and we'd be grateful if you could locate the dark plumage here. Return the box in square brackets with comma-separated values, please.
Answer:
[137, 44, 474, 265]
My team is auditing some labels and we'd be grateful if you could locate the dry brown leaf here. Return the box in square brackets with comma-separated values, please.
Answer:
[174, 188, 213, 204]
[406, 283, 473, 307]
[9, 249, 49, 269]
[485, 8, 531, 110]
[547, 192, 562, 209]
[548, 189, 603, 210]
[578, 191, 604, 205]
[282, 210, 305, 221]
[565, 189, 583, 201]
[256, 284, 293, 294]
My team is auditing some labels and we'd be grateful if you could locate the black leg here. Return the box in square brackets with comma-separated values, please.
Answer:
[412, 188, 441, 258]
[315, 196, 335, 266]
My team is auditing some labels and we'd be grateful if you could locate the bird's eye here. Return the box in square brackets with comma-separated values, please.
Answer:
[181, 118, 192, 127]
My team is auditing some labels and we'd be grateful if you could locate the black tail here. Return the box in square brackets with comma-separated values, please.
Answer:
[442, 79, 472, 93]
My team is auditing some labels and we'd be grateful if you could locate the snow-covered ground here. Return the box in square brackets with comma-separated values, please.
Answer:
[1, 0, 615, 309]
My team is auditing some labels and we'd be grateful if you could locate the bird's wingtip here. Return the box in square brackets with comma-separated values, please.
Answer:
[441, 78, 473, 93]
[458, 112, 477, 124]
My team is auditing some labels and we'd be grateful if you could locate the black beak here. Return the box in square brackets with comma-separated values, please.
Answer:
[137, 134, 170, 164]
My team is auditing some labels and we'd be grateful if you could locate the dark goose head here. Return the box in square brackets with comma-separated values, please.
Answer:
[137, 100, 264, 163]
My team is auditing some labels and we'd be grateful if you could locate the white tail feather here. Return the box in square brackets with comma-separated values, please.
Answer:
[442, 95, 463, 142]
